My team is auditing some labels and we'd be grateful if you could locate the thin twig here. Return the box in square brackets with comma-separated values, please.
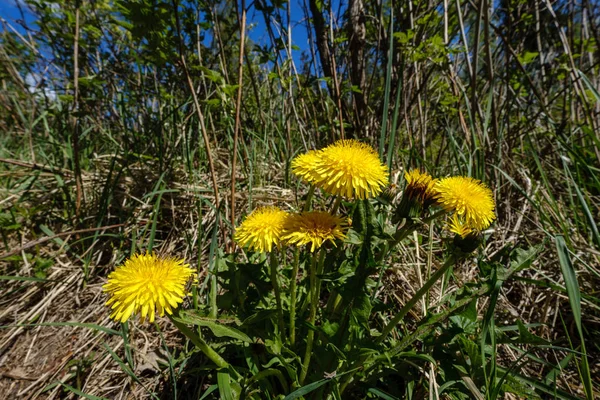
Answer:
[0, 224, 125, 260]
[0, 158, 73, 176]
[73, 2, 82, 218]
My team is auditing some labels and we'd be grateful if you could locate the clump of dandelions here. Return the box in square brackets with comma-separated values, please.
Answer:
[103, 253, 195, 323]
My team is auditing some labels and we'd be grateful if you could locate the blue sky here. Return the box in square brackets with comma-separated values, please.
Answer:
[0, 0, 37, 28]
[0, 0, 339, 68]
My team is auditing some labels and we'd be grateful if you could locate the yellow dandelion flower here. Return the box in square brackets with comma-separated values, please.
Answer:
[291, 150, 322, 184]
[447, 214, 473, 238]
[435, 176, 496, 230]
[282, 211, 348, 252]
[234, 206, 289, 253]
[312, 139, 389, 199]
[103, 253, 194, 323]
[448, 214, 483, 253]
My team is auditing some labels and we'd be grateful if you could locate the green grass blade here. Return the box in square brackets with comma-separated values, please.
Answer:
[217, 371, 234, 400]
[284, 378, 332, 400]
[386, 61, 403, 171]
[555, 236, 593, 400]
[0, 275, 51, 282]
[368, 387, 400, 400]
[572, 175, 600, 248]
[58, 382, 109, 400]
[379, 7, 394, 158]
[199, 384, 218, 400]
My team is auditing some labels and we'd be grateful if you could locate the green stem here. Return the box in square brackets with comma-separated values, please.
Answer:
[330, 195, 342, 214]
[270, 250, 285, 340]
[425, 221, 434, 310]
[299, 253, 318, 384]
[209, 272, 218, 319]
[325, 291, 341, 316]
[289, 248, 300, 346]
[376, 254, 459, 344]
[379, 209, 447, 261]
[208, 209, 221, 319]
[303, 185, 315, 212]
[169, 316, 229, 369]
[371, 242, 389, 301]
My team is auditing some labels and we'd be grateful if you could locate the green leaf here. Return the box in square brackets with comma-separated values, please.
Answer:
[350, 292, 372, 329]
[395, 351, 435, 364]
[556, 238, 581, 328]
[449, 299, 477, 334]
[283, 377, 332, 400]
[458, 335, 483, 372]
[518, 51, 539, 65]
[353, 200, 367, 234]
[217, 371, 235, 400]
[103, 343, 142, 386]
[516, 320, 550, 345]
[544, 352, 574, 384]
[198, 385, 218, 400]
[344, 229, 363, 245]
[508, 245, 540, 274]
[173, 311, 251, 343]
[365, 200, 382, 237]
[368, 387, 400, 400]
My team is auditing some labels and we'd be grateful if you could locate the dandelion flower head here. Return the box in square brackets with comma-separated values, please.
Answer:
[392, 169, 437, 222]
[311, 139, 389, 199]
[404, 169, 437, 206]
[282, 211, 347, 252]
[103, 253, 195, 323]
[447, 214, 473, 238]
[291, 150, 322, 184]
[435, 176, 495, 230]
[234, 206, 289, 253]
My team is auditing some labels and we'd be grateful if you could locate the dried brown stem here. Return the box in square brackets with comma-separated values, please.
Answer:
[230, 0, 247, 249]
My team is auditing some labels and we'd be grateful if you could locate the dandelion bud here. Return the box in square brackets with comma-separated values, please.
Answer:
[392, 169, 437, 223]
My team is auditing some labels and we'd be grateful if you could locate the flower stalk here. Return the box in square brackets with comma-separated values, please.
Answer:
[303, 185, 315, 212]
[330, 195, 342, 214]
[376, 254, 460, 344]
[299, 252, 319, 384]
[270, 250, 285, 340]
[169, 316, 229, 369]
[289, 248, 300, 346]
